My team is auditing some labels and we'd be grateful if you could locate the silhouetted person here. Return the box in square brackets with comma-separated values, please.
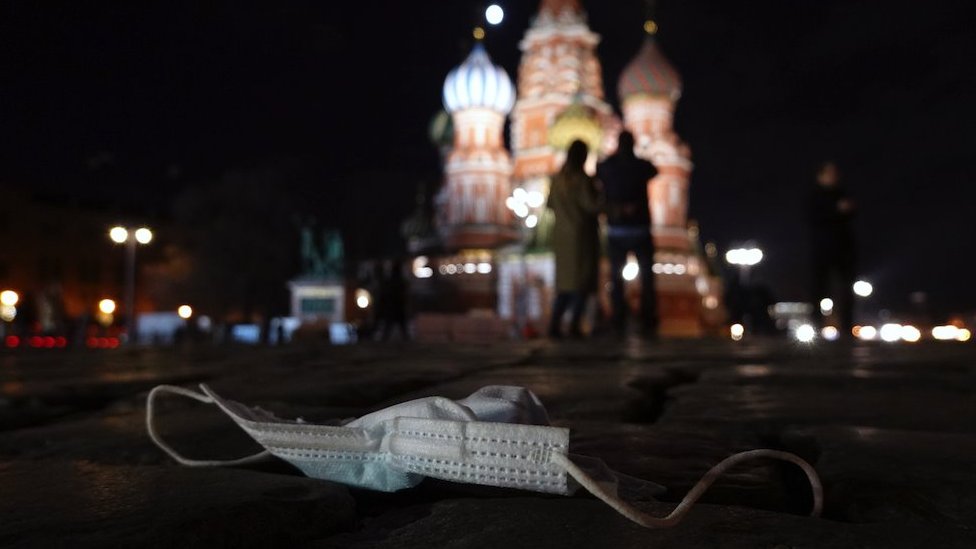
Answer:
[547, 140, 601, 339]
[809, 161, 856, 334]
[376, 260, 409, 341]
[596, 131, 659, 336]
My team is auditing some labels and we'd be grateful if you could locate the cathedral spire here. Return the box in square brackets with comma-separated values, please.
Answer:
[539, 0, 582, 16]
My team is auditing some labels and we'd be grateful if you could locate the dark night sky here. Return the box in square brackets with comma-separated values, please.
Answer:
[2, 1, 975, 317]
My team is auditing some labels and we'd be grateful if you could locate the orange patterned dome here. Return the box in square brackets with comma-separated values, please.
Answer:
[618, 37, 682, 102]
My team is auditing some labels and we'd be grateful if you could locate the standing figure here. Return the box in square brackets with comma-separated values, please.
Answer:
[376, 260, 409, 341]
[596, 131, 659, 336]
[547, 140, 601, 339]
[809, 161, 857, 334]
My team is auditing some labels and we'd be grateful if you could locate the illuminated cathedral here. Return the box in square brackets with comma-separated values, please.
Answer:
[414, 0, 723, 337]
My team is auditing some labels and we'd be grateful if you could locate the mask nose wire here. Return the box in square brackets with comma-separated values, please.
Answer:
[552, 449, 823, 528]
[146, 385, 271, 467]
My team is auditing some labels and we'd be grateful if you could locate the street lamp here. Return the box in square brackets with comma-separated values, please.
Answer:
[0, 289, 18, 324]
[725, 245, 763, 284]
[853, 280, 873, 298]
[725, 247, 764, 267]
[109, 225, 153, 342]
[1, 290, 20, 307]
[98, 298, 117, 314]
[97, 298, 116, 327]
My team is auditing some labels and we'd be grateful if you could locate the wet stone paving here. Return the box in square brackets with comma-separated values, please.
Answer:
[1, 340, 975, 548]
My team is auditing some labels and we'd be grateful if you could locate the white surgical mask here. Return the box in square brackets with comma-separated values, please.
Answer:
[147, 384, 822, 528]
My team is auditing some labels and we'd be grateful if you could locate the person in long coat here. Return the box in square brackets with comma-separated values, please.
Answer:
[547, 140, 601, 339]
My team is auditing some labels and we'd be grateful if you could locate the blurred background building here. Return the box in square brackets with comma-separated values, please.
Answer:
[412, 0, 723, 338]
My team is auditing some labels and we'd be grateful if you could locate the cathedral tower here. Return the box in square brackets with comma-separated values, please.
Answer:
[510, 0, 617, 190]
[441, 42, 517, 249]
[618, 25, 692, 251]
[618, 22, 705, 336]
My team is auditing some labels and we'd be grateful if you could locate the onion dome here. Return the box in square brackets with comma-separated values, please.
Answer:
[618, 37, 682, 102]
[549, 101, 602, 153]
[443, 43, 516, 114]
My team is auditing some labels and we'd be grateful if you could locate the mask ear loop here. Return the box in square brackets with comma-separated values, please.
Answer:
[552, 449, 823, 528]
[146, 385, 271, 467]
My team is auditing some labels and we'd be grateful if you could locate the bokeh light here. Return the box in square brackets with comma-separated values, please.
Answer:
[0, 290, 19, 307]
[134, 227, 153, 244]
[795, 324, 816, 343]
[98, 299, 117, 315]
[355, 289, 371, 309]
[109, 226, 128, 243]
[485, 4, 504, 25]
[858, 325, 878, 341]
[853, 280, 873, 297]
[622, 261, 639, 282]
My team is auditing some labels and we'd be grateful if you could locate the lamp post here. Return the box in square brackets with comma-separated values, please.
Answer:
[109, 226, 152, 343]
[724, 245, 764, 336]
[724, 245, 763, 284]
[1, 290, 18, 338]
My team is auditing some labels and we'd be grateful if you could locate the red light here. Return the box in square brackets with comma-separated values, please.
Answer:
[29, 336, 43, 348]
[42, 336, 55, 348]
[4, 335, 19, 348]
[86, 337, 119, 349]
[55, 336, 67, 348]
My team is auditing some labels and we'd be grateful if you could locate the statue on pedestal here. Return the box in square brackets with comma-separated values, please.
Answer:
[300, 226, 344, 280]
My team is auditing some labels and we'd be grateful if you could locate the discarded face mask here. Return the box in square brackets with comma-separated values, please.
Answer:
[147, 384, 822, 528]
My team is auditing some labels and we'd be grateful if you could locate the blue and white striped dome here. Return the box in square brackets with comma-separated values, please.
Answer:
[443, 43, 515, 115]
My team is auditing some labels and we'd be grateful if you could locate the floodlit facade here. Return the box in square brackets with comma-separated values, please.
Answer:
[419, 0, 722, 337]
[440, 43, 518, 250]
[617, 33, 710, 336]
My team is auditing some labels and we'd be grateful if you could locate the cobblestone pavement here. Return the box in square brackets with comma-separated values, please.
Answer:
[2, 340, 975, 547]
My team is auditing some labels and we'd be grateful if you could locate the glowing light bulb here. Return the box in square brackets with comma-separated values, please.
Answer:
[622, 262, 639, 282]
[177, 305, 193, 319]
[900, 325, 921, 343]
[526, 191, 545, 208]
[853, 280, 873, 297]
[931, 325, 959, 341]
[109, 226, 128, 243]
[858, 326, 877, 341]
[795, 324, 816, 343]
[355, 289, 371, 309]
[0, 290, 18, 307]
[879, 323, 902, 343]
[134, 227, 153, 244]
[98, 299, 117, 315]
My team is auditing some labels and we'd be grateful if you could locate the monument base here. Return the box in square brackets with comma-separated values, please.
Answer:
[288, 277, 345, 325]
